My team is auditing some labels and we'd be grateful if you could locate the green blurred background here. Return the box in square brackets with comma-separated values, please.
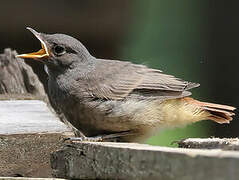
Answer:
[122, 0, 209, 146]
[0, 0, 238, 146]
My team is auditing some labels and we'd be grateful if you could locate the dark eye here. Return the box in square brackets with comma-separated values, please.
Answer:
[53, 45, 66, 56]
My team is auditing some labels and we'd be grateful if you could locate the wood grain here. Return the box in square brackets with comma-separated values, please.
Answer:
[51, 141, 239, 180]
[0, 100, 74, 177]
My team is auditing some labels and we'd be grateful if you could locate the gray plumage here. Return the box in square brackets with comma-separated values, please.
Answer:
[40, 33, 198, 141]
[17, 28, 235, 142]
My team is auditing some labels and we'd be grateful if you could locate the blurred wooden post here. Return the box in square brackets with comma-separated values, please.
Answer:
[0, 48, 47, 100]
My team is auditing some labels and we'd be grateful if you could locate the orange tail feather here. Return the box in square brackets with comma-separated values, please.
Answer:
[183, 97, 236, 124]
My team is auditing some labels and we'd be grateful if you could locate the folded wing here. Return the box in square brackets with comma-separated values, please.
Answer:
[84, 59, 199, 100]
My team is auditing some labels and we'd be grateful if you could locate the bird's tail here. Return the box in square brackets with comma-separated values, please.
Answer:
[183, 97, 236, 124]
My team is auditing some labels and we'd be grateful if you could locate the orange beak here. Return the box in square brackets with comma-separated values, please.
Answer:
[16, 27, 49, 59]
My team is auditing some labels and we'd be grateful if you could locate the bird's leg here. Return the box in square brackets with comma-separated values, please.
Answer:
[71, 126, 86, 138]
[64, 131, 136, 142]
[57, 114, 87, 138]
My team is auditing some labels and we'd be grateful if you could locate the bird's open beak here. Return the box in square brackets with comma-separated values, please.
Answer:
[16, 27, 49, 59]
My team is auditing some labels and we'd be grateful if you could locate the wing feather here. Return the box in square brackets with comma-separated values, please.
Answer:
[84, 59, 199, 100]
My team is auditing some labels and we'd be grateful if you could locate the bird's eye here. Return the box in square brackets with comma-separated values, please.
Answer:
[53, 45, 66, 56]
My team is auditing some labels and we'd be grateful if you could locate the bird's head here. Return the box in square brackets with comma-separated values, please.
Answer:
[17, 27, 92, 72]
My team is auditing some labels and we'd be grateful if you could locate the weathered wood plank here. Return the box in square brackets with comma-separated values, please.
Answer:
[0, 177, 66, 180]
[51, 142, 239, 180]
[0, 100, 74, 177]
[0, 100, 70, 134]
[178, 138, 239, 150]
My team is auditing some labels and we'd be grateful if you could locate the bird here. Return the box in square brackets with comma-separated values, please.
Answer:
[16, 27, 236, 142]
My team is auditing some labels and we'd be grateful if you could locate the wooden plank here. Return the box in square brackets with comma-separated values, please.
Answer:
[178, 138, 239, 150]
[0, 100, 74, 177]
[51, 142, 239, 180]
[0, 100, 70, 134]
[0, 177, 66, 180]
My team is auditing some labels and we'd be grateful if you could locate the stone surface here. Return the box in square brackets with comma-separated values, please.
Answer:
[178, 138, 239, 150]
[51, 141, 239, 180]
[0, 100, 74, 177]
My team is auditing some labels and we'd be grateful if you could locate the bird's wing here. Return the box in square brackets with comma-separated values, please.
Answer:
[84, 59, 199, 100]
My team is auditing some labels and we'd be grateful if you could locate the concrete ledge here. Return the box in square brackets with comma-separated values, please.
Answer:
[51, 142, 239, 180]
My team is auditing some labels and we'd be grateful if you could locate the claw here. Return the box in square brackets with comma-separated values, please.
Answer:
[64, 136, 102, 142]
[64, 137, 84, 142]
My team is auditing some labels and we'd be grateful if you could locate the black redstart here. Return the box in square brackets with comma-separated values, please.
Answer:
[17, 28, 236, 142]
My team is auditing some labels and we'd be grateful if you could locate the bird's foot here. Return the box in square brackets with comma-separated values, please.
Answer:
[64, 131, 135, 142]
[64, 136, 104, 142]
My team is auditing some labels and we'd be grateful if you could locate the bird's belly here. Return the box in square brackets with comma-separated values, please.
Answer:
[49, 83, 200, 142]
[53, 98, 162, 137]
[62, 103, 133, 136]
[49, 87, 204, 142]
[77, 99, 165, 138]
